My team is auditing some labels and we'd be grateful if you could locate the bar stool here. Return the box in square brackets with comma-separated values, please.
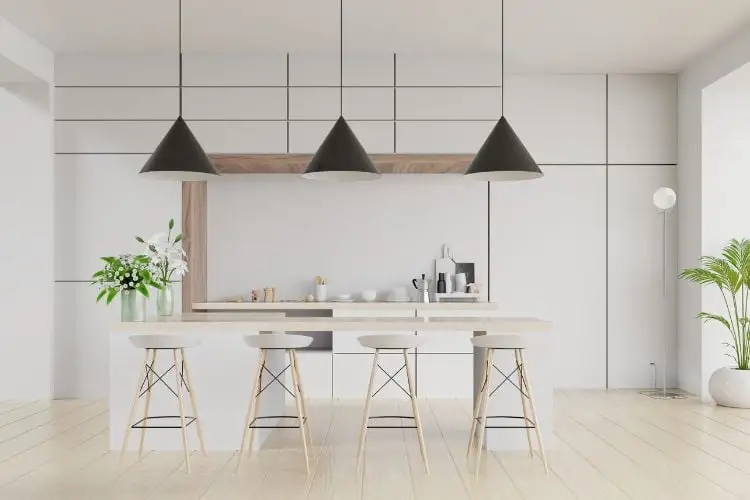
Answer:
[357, 334, 429, 474]
[467, 334, 547, 476]
[237, 333, 314, 474]
[121, 334, 205, 473]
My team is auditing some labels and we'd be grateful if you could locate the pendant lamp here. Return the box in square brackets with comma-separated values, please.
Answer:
[464, 0, 542, 181]
[140, 0, 219, 180]
[302, 0, 380, 181]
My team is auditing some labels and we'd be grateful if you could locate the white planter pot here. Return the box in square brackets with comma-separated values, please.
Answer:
[708, 367, 750, 408]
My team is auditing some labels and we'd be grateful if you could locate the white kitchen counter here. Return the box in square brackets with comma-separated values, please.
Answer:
[110, 313, 552, 453]
[193, 301, 499, 312]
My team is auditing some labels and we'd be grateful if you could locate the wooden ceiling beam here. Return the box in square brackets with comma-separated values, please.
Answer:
[209, 154, 473, 174]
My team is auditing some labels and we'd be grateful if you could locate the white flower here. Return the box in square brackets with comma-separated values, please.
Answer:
[147, 233, 169, 255]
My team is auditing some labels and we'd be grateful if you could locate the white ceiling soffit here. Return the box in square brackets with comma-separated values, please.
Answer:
[0, 0, 749, 72]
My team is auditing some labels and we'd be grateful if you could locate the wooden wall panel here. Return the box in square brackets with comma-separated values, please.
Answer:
[181, 181, 207, 312]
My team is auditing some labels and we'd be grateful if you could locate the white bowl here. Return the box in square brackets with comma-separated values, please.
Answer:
[361, 290, 377, 302]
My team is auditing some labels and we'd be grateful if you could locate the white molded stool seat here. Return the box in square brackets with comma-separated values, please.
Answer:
[129, 334, 201, 350]
[470, 334, 530, 350]
[358, 334, 425, 350]
[244, 333, 313, 350]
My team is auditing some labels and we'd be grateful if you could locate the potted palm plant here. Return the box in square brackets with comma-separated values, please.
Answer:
[680, 238, 750, 408]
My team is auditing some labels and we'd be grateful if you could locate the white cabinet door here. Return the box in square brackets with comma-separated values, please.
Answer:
[343, 88, 394, 120]
[333, 353, 416, 399]
[416, 354, 473, 398]
[396, 88, 502, 120]
[289, 88, 340, 120]
[395, 54, 502, 87]
[182, 88, 286, 120]
[187, 121, 286, 153]
[183, 53, 286, 86]
[55, 88, 178, 120]
[504, 75, 606, 164]
[55, 121, 171, 154]
[608, 75, 677, 165]
[490, 165, 607, 388]
[286, 351, 332, 402]
[333, 309, 415, 353]
[55, 53, 177, 86]
[608, 165, 677, 388]
[396, 121, 494, 153]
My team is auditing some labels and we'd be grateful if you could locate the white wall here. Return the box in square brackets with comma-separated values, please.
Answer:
[0, 83, 54, 398]
[700, 62, 750, 399]
[54, 53, 677, 397]
[678, 22, 750, 396]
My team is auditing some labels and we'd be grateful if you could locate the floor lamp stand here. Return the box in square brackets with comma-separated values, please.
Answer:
[640, 203, 686, 400]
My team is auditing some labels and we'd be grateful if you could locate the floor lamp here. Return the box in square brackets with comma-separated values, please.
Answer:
[641, 187, 686, 399]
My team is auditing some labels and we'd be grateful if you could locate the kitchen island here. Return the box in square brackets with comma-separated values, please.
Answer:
[111, 309, 552, 452]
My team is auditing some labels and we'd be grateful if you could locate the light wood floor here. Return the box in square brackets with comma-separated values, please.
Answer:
[0, 391, 748, 499]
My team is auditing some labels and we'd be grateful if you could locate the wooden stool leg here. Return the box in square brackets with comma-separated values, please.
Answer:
[519, 350, 548, 474]
[467, 349, 491, 458]
[237, 349, 266, 473]
[180, 348, 206, 456]
[291, 350, 313, 451]
[357, 349, 380, 470]
[515, 349, 534, 458]
[403, 348, 429, 474]
[290, 350, 311, 474]
[474, 348, 494, 478]
[120, 349, 150, 464]
[173, 349, 191, 474]
[138, 349, 157, 458]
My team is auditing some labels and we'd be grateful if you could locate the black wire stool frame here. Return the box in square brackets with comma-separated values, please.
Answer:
[130, 350, 197, 430]
[364, 349, 417, 430]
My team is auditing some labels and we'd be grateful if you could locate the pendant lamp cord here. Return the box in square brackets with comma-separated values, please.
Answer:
[178, 0, 183, 117]
[501, 0, 504, 116]
[340, 0, 343, 116]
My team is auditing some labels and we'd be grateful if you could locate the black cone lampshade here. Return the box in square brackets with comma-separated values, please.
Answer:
[139, 117, 219, 180]
[464, 116, 543, 181]
[302, 116, 380, 181]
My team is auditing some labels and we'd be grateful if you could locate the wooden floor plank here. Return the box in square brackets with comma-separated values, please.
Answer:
[0, 392, 746, 500]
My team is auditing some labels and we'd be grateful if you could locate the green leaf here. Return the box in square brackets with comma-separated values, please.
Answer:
[697, 312, 732, 331]
[135, 236, 145, 243]
[106, 288, 118, 305]
[96, 289, 107, 303]
[92, 270, 105, 278]
[173, 234, 183, 244]
[169, 218, 175, 230]
[137, 283, 150, 298]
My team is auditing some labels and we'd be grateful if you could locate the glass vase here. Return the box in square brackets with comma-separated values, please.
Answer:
[157, 283, 174, 316]
[121, 289, 146, 322]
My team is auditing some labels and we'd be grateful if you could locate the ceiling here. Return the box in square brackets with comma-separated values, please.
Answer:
[1, 0, 749, 72]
